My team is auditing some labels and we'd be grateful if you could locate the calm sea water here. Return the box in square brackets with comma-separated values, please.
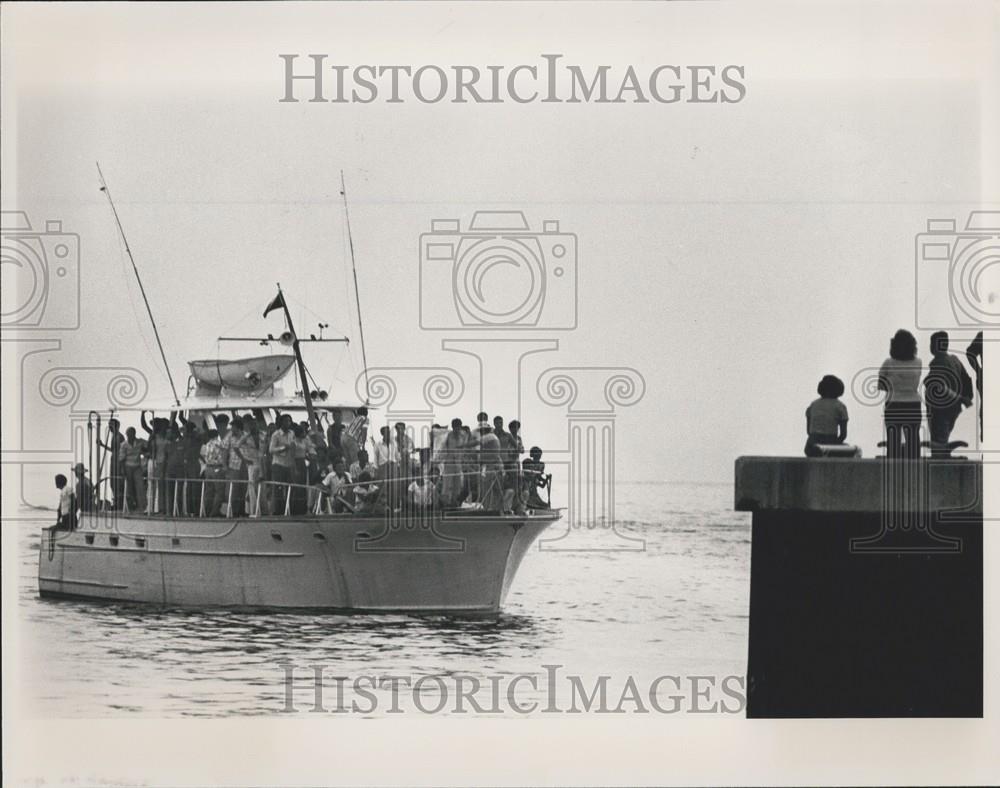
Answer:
[15, 481, 750, 717]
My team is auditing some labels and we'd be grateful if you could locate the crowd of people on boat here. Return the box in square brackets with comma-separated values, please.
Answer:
[804, 329, 984, 459]
[56, 407, 551, 526]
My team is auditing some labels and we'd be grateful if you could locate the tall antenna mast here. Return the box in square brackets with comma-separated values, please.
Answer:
[96, 162, 181, 407]
[274, 283, 320, 432]
[340, 170, 370, 404]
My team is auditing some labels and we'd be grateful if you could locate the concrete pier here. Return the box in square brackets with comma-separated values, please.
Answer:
[736, 457, 983, 718]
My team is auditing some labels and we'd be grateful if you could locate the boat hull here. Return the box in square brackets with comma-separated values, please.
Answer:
[38, 510, 559, 614]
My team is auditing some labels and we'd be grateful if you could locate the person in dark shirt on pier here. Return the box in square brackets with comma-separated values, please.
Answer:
[924, 331, 973, 457]
[804, 375, 849, 457]
[966, 331, 983, 442]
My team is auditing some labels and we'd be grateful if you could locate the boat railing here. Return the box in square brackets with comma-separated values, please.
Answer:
[78, 466, 552, 523]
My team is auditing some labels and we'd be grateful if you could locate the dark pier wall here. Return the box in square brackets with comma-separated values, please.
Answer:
[736, 457, 983, 718]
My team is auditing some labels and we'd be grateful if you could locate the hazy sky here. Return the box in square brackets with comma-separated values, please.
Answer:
[3, 1, 997, 483]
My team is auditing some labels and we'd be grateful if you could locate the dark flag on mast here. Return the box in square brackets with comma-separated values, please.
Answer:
[263, 291, 286, 318]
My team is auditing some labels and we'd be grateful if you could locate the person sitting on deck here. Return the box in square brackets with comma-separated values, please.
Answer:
[351, 462, 381, 514]
[349, 448, 373, 480]
[54, 473, 75, 530]
[408, 472, 436, 511]
[321, 458, 354, 513]
[522, 446, 549, 510]
[804, 375, 849, 457]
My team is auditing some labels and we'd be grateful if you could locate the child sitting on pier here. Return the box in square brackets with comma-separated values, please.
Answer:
[804, 375, 854, 457]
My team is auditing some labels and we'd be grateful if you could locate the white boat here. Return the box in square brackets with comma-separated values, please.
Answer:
[39, 507, 558, 614]
[39, 393, 559, 615]
[38, 170, 561, 615]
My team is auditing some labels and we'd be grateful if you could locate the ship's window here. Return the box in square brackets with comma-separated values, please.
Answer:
[312, 532, 326, 541]
[270, 531, 283, 542]
[135, 537, 146, 548]
[109, 535, 119, 547]
[172, 537, 181, 546]
[84, 534, 94, 545]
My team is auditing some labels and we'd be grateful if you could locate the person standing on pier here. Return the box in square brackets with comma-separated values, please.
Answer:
[924, 331, 973, 456]
[878, 329, 923, 460]
[966, 331, 983, 442]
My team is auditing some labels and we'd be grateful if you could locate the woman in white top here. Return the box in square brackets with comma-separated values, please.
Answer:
[877, 329, 923, 460]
